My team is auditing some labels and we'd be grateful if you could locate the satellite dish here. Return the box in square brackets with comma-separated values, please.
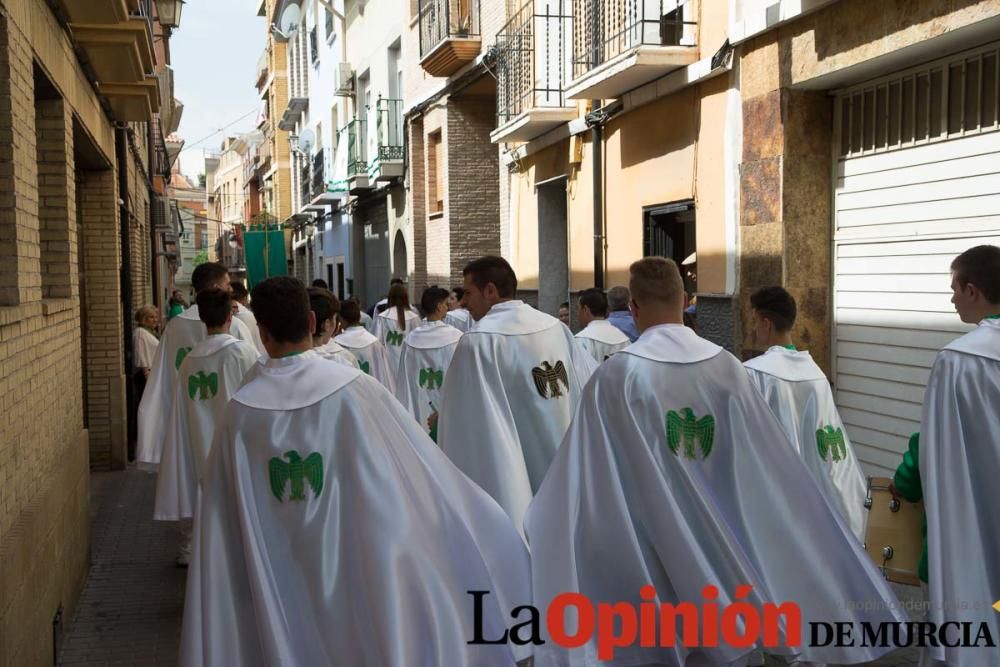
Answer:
[278, 3, 301, 39]
[298, 128, 315, 155]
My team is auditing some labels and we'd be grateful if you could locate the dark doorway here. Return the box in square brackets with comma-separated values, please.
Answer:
[537, 177, 569, 319]
[643, 200, 696, 293]
[326, 263, 334, 294]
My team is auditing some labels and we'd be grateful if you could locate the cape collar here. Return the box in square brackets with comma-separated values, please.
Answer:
[336, 326, 378, 348]
[188, 333, 241, 359]
[943, 318, 1000, 362]
[471, 300, 559, 336]
[317, 339, 349, 356]
[621, 324, 722, 364]
[576, 318, 629, 345]
[743, 346, 827, 382]
[234, 351, 359, 410]
[406, 320, 463, 349]
[378, 306, 419, 321]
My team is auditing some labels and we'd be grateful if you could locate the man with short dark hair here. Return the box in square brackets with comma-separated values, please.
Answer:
[575, 288, 630, 363]
[444, 285, 471, 332]
[230, 281, 249, 306]
[311, 278, 330, 289]
[181, 277, 531, 666]
[920, 244, 1000, 667]
[154, 287, 259, 566]
[606, 285, 639, 342]
[526, 257, 905, 666]
[138, 262, 253, 471]
[334, 299, 395, 390]
[744, 286, 866, 540]
[395, 287, 463, 441]
[308, 287, 359, 368]
[438, 256, 597, 529]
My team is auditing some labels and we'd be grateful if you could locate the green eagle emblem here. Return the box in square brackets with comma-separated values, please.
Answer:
[174, 346, 193, 370]
[385, 330, 404, 346]
[187, 371, 219, 400]
[666, 408, 715, 460]
[358, 360, 371, 375]
[419, 368, 444, 389]
[531, 361, 569, 399]
[268, 451, 324, 502]
[816, 425, 847, 462]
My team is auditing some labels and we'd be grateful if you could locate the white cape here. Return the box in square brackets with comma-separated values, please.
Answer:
[334, 326, 396, 392]
[154, 334, 259, 521]
[234, 303, 265, 353]
[394, 320, 463, 438]
[137, 306, 253, 467]
[360, 310, 375, 334]
[525, 324, 906, 666]
[445, 308, 472, 332]
[179, 356, 531, 666]
[438, 300, 598, 529]
[744, 346, 868, 540]
[373, 306, 421, 373]
[921, 318, 1000, 666]
[575, 318, 630, 363]
[314, 339, 360, 369]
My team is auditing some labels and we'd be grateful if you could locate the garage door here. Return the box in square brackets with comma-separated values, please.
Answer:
[833, 42, 1000, 476]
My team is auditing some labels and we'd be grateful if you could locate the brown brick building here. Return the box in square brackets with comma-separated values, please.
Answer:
[0, 0, 182, 663]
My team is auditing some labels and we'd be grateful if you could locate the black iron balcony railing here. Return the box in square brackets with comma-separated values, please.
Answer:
[299, 159, 311, 208]
[571, 0, 695, 80]
[312, 150, 325, 199]
[376, 98, 405, 162]
[346, 118, 367, 178]
[419, 0, 482, 58]
[131, 0, 155, 72]
[496, 0, 571, 126]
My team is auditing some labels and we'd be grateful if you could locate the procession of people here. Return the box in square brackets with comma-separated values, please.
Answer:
[132, 246, 1000, 667]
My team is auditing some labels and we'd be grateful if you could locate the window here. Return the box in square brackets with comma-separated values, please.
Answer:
[428, 130, 444, 215]
[660, 8, 682, 46]
[643, 201, 696, 293]
[325, 6, 334, 39]
[310, 26, 319, 64]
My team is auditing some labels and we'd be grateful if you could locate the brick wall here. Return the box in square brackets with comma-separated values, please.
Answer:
[35, 98, 75, 300]
[407, 115, 427, 289]
[446, 94, 500, 285]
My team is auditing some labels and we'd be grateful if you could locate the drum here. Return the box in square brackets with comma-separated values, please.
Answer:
[863, 477, 924, 586]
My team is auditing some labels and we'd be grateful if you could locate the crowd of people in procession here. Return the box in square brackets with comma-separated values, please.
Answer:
[126, 245, 1000, 667]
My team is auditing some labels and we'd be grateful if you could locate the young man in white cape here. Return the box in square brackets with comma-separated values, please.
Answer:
[137, 262, 253, 469]
[395, 287, 462, 442]
[334, 299, 396, 391]
[574, 287, 630, 363]
[920, 245, 1000, 667]
[308, 287, 359, 369]
[155, 288, 259, 565]
[524, 258, 906, 667]
[437, 256, 598, 531]
[444, 286, 473, 332]
[179, 277, 531, 667]
[743, 286, 867, 541]
[230, 280, 265, 353]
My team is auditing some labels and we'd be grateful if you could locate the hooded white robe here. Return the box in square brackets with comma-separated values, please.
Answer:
[445, 307, 472, 332]
[154, 334, 259, 521]
[921, 317, 1000, 667]
[179, 355, 532, 667]
[313, 339, 360, 369]
[525, 324, 907, 667]
[234, 302, 265, 354]
[137, 306, 253, 467]
[438, 300, 598, 530]
[334, 326, 396, 392]
[744, 346, 867, 540]
[394, 320, 463, 438]
[575, 317, 630, 363]
[374, 306, 421, 373]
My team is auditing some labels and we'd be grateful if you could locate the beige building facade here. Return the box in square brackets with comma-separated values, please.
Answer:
[500, 0, 1000, 474]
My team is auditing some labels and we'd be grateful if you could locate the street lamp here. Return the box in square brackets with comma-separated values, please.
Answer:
[155, 0, 185, 29]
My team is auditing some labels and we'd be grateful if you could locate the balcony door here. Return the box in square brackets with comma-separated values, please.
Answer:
[537, 177, 569, 319]
[643, 201, 696, 294]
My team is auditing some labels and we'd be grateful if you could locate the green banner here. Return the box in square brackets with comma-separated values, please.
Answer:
[245, 224, 287, 289]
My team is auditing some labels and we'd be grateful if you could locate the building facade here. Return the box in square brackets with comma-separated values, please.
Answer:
[0, 0, 183, 662]
[497, 0, 1000, 474]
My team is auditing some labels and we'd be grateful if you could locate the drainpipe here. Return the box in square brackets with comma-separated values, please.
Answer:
[589, 100, 605, 290]
[147, 121, 160, 307]
[117, 127, 135, 468]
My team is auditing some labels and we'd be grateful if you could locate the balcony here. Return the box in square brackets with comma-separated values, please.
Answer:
[491, 0, 576, 144]
[256, 47, 269, 89]
[279, 97, 309, 131]
[99, 76, 160, 121]
[299, 159, 311, 212]
[369, 98, 405, 182]
[566, 0, 698, 100]
[307, 150, 339, 210]
[418, 0, 482, 77]
[346, 118, 371, 192]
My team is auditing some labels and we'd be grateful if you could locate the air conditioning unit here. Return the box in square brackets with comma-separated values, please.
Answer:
[334, 63, 354, 97]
